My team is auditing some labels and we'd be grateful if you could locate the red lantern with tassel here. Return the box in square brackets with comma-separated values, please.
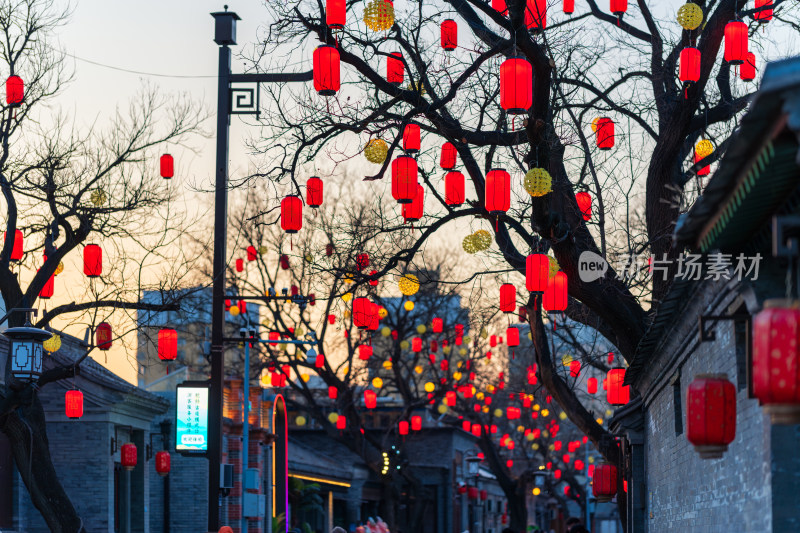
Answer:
[387, 52, 404, 85]
[281, 195, 303, 234]
[307, 177, 323, 208]
[313, 45, 341, 95]
[441, 19, 457, 51]
[500, 58, 532, 115]
[485, 169, 510, 215]
[392, 156, 418, 204]
[445, 171, 465, 206]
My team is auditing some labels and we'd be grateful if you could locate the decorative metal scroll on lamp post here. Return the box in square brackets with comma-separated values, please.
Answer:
[207, 8, 312, 532]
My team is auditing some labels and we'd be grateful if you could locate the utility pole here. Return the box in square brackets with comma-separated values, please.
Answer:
[208, 7, 311, 532]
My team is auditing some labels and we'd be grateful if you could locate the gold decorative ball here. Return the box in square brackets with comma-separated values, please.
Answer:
[462, 233, 478, 254]
[378, 307, 388, 318]
[677, 3, 703, 30]
[381, 326, 392, 337]
[363, 0, 395, 31]
[364, 138, 389, 164]
[524, 168, 553, 197]
[43, 334, 61, 353]
[400, 340, 410, 350]
[90, 189, 107, 206]
[416, 324, 427, 334]
[328, 412, 339, 423]
[407, 79, 426, 96]
[398, 273, 420, 296]
[591, 117, 600, 132]
[229, 305, 240, 316]
[404, 300, 415, 311]
[424, 382, 435, 392]
[473, 230, 492, 251]
[548, 255, 560, 278]
[258, 245, 268, 255]
[695, 139, 714, 158]
[437, 404, 448, 414]
[372, 377, 383, 388]
[383, 359, 393, 369]
[296, 415, 307, 426]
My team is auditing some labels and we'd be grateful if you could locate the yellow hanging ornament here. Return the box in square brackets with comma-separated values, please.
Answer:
[524, 168, 553, 197]
[363, 0, 395, 31]
[472, 230, 492, 251]
[341, 293, 353, 303]
[462, 233, 479, 254]
[90, 189, 107, 206]
[296, 416, 307, 426]
[407, 79, 426, 96]
[404, 300, 415, 311]
[416, 324, 427, 334]
[400, 340, 410, 350]
[591, 117, 600, 132]
[695, 139, 714, 158]
[258, 245, 268, 255]
[230, 305, 240, 316]
[424, 382, 435, 392]
[378, 307, 388, 319]
[398, 273, 420, 296]
[54, 261, 64, 276]
[381, 326, 392, 337]
[43, 334, 61, 353]
[328, 412, 339, 423]
[364, 138, 389, 164]
[383, 359, 393, 370]
[677, 3, 703, 31]
[372, 377, 384, 388]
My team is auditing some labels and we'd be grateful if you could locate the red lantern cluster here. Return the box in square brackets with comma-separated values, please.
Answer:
[387, 52, 404, 85]
[356, 253, 370, 270]
[686, 374, 736, 459]
[543, 271, 568, 312]
[753, 300, 800, 423]
[403, 123, 421, 153]
[724, 20, 748, 65]
[6, 75, 23, 106]
[121, 443, 138, 471]
[326, 0, 346, 28]
[402, 184, 425, 222]
[485, 168, 510, 215]
[155, 451, 171, 476]
[307, 177, 323, 208]
[97, 322, 113, 350]
[313, 45, 341, 96]
[391, 156, 418, 204]
[575, 192, 591, 221]
[592, 463, 617, 502]
[440, 142, 457, 169]
[158, 328, 178, 361]
[596, 117, 615, 150]
[606, 368, 630, 405]
[679, 47, 701, 84]
[65, 390, 84, 419]
[445, 171, 465, 206]
[84, 244, 102, 277]
[500, 58, 532, 115]
[441, 19, 457, 51]
[281, 195, 303, 234]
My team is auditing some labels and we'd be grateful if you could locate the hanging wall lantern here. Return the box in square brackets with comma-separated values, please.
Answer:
[485, 168, 510, 215]
[592, 463, 617, 502]
[575, 192, 592, 221]
[281, 195, 303, 234]
[440, 142, 457, 170]
[155, 451, 171, 476]
[740, 52, 756, 81]
[595, 117, 615, 150]
[686, 374, 736, 459]
[307, 177, 323, 208]
[441, 19, 457, 51]
[160, 154, 174, 179]
[506, 327, 519, 346]
[753, 300, 800, 423]
[543, 271, 568, 312]
[402, 184, 425, 223]
[121, 443, 137, 471]
[327, 0, 346, 28]
[84, 244, 102, 277]
[500, 58, 533, 115]
[5, 75, 23, 107]
[445, 171, 465, 206]
[96, 322, 113, 350]
[391, 156, 419, 204]
[403, 123, 421, 153]
[500, 284, 516, 313]
[158, 328, 178, 361]
[65, 390, 84, 419]
[5, 324, 49, 382]
[606, 368, 630, 405]
[313, 45, 341, 96]
[387, 52, 404, 85]
[724, 20, 748, 64]
[679, 47, 701, 84]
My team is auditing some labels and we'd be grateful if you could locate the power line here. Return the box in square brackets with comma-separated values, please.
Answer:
[63, 50, 217, 79]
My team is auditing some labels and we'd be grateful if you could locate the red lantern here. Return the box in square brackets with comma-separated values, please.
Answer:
[490, 335, 498, 348]
[6, 75, 23, 106]
[39, 269, 54, 299]
[724, 20, 748, 65]
[307, 177, 323, 208]
[353, 297, 372, 329]
[485, 168, 510, 215]
[364, 390, 377, 409]
[740, 52, 756, 82]
[432, 317, 443, 333]
[403, 123, 421, 153]
[3, 230, 22, 262]
[587, 377, 598, 394]
[121, 443, 137, 471]
[596, 117, 615, 150]
[754, 0, 772, 21]
[500, 57, 532, 115]
[606, 368, 630, 405]
[679, 47, 701, 84]
[525, 0, 546, 29]
[280, 254, 290, 270]
[387, 52, 404, 85]
[326, 0, 346, 28]
[328, 386, 338, 399]
[84, 244, 102, 277]
[575, 192, 591, 221]
[402, 184, 425, 222]
[563, 0, 574, 14]
[369, 270, 380, 286]
[440, 142, 457, 170]
[247, 246, 258, 261]
[468, 487, 479, 499]
[506, 327, 519, 347]
[543, 271, 568, 312]
[399, 421, 409, 435]
[155, 451, 171, 476]
[236, 258, 244, 272]
[753, 301, 800, 423]
[686, 374, 736, 459]
[446, 391, 456, 406]
[158, 328, 178, 361]
[65, 390, 83, 419]
[411, 415, 422, 431]
[526, 254, 549, 292]
[159, 153, 175, 179]
[313, 45, 341, 95]
[355, 253, 369, 270]
[281, 195, 303, 234]
[445, 171, 465, 206]
[569, 360, 581, 377]
[441, 19, 457, 51]
[336, 416, 346, 430]
[358, 344, 372, 361]
[500, 284, 516, 312]
[412, 337, 423, 352]
[492, 0, 508, 15]
[610, 0, 626, 15]
[592, 463, 617, 502]
[97, 322, 113, 350]
[391, 156, 419, 204]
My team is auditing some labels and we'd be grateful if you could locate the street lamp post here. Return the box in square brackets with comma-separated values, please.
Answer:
[208, 8, 311, 532]
[465, 454, 482, 533]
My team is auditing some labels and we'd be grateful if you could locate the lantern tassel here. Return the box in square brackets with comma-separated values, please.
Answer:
[684, 85, 689, 100]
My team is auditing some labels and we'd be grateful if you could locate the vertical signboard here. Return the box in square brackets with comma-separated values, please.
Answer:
[176, 381, 209, 455]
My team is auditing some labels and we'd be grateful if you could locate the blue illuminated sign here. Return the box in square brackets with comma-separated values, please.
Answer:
[176, 383, 209, 454]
